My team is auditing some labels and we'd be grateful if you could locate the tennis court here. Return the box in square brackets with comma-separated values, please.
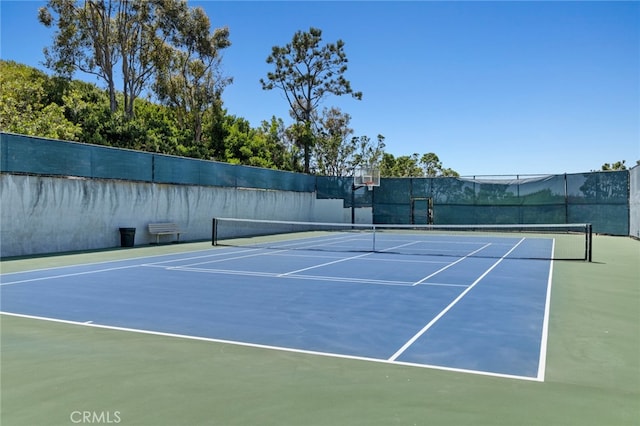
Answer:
[1, 222, 569, 381]
[1, 234, 638, 426]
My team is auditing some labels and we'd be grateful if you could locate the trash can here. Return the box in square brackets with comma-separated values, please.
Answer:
[119, 227, 136, 247]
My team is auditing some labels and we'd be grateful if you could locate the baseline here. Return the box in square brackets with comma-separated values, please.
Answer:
[0, 311, 540, 382]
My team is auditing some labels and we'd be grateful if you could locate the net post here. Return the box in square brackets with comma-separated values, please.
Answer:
[587, 223, 593, 262]
[372, 224, 376, 251]
[212, 218, 217, 246]
[351, 184, 356, 225]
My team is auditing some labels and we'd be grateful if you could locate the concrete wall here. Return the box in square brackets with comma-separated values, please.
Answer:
[1, 174, 366, 257]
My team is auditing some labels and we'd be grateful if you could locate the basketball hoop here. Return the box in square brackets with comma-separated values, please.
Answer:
[353, 168, 380, 190]
[351, 167, 380, 225]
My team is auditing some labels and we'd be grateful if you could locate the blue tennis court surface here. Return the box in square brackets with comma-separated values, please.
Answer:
[0, 232, 554, 381]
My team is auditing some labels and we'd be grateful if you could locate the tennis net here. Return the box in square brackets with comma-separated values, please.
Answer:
[212, 218, 593, 261]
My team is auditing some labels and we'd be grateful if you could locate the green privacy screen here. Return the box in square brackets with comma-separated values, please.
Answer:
[1, 133, 631, 235]
[1, 132, 153, 181]
[317, 173, 629, 235]
[0, 133, 315, 192]
[370, 174, 628, 235]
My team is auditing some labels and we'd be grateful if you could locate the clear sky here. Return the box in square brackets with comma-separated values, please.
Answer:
[1, 0, 638, 176]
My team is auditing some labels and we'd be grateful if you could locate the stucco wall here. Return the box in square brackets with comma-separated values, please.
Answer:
[1, 174, 367, 257]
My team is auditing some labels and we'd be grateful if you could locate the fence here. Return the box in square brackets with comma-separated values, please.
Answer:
[317, 172, 630, 236]
[0, 133, 315, 192]
[2, 133, 634, 237]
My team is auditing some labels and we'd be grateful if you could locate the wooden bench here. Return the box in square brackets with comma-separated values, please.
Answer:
[148, 223, 183, 244]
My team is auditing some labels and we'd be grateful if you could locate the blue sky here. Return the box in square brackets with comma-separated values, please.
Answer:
[1, 1, 638, 176]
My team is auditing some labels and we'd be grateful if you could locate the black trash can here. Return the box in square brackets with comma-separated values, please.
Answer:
[119, 227, 136, 247]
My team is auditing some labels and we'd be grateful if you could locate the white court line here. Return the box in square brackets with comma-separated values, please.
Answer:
[0, 264, 142, 286]
[415, 281, 469, 288]
[0, 246, 230, 276]
[164, 248, 291, 269]
[163, 266, 281, 278]
[277, 252, 373, 277]
[255, 233, 368, 251]
[143, 248, 263, 266]
[1, 248, 266, 286]
[1, 248, 265, 286]
[173, 266, 412, 286]
[173, 235, 375, 270]
[536, 238, 555, 381]
[277, 238, 435, 277]
[377, 240, 422, 252]
[147, 263, 471, 288]
[411, 243, 492, 286]
[388, 238, 526, 362]
[267, 251, 451, 264]
[289, 274, 413, 286]
[0, 311, 540, 381]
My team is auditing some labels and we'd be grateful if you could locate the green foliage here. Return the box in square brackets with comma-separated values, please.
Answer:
[134, 101, 184, 154]
[380, 151, 459, 177]
[0, 60, 81, 140]
[219, 115, 299, 171]
[2, 57, 454, 177]
[601, 161, 627, 171]
[313, 107, 355, 176]
[352, 134, 386, 171]
[222, 116, 263, 166]
[381, 153, 423, 177]
[262, 117, 304, 172]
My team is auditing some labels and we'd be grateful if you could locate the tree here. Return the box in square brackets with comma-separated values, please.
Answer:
[259, 117, 303, 172]
[39, 0, 120, 113]
[351, 134, 386, 171]
[601, 161, 627, 171]
[116, 0, 161, 118]
[420, 153, 442, 177]
[420, 153, 459, 177]
[39, 0, 157, 117]
[39, 0, 226, 122]
[260, 27, 362, 173]
[381, 153, 423, 177]
[380, 152, 458, 177]
[313, 107, 355, 176]
[154, 5, 231, 144]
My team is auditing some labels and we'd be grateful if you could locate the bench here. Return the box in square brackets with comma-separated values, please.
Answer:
[148, 223, 183, 244]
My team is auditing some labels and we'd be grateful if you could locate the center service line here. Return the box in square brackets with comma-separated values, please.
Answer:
[278, 239, 427, 277]
[411, 243, 492, 286]
[388, 238, 526, 362]
[278, 252, 373, 276]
